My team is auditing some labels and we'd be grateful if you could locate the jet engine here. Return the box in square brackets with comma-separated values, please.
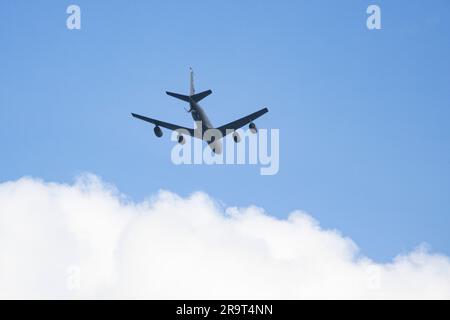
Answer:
[233, 132, 241, 143]
[154, 126, 163, 137]
[249, 122, 257, 134]
[177, 134, 185, 145]
[211, 142, 222, 155]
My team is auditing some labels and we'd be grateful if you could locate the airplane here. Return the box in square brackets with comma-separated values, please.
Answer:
[131, 68, 269, 154]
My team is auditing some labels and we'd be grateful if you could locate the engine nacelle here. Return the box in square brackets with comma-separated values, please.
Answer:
[154, 126, 163, 138]
[249, 122, 257, 134]
[177, 134, 185, 145]
[233, 132, 241, 143]
[210, 142, 222, 155]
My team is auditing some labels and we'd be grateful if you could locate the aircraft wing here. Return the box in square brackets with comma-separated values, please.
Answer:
[217, 107, 269, 137]
[131, 113, 194, 136]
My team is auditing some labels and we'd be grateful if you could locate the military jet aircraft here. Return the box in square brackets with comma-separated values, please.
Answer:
[131, 68, 268, 154]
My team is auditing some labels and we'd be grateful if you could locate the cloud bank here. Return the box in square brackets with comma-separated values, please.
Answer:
[0, 175, 449, 299]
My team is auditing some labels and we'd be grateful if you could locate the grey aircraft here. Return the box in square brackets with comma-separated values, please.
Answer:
[131, 68, 268, 154]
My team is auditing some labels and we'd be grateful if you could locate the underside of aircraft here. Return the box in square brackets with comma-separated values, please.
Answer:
[131, 68, 269, 154]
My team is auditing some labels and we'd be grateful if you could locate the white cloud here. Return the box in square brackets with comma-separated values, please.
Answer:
[0, 174, 449, 299]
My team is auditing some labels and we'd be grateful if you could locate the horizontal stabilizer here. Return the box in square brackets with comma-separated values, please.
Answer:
[166, 90, 212, 103]
[191, 90, 212, 103]
[166, 91, 190, 102]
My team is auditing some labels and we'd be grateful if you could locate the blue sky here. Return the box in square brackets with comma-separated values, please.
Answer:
[1, 0, 449, 262]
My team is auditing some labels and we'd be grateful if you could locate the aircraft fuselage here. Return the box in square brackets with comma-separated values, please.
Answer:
[189, 100, 213, 131]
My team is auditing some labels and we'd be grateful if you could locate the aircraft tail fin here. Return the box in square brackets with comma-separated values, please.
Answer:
[166, 68, 212, 103]
[190, 67, 195, 95]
